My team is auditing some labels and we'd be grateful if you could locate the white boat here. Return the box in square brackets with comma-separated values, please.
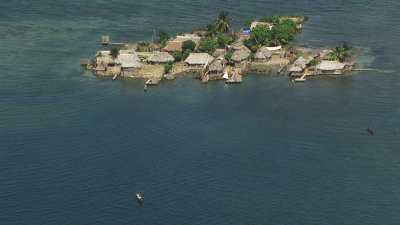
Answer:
[222, 71, 229, 80]
[294, 78, 306, 82]
[136, 192, 144, 203]
[266, 45, 282, 51]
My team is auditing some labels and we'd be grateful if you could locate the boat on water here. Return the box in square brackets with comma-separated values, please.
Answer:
[222, 71, 229, 80]
[294, 77, 306, 82]
[136, 192, 144, 203]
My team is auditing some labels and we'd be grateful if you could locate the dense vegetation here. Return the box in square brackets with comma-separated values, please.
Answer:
[164, 62, 173, 73]
[328, 43, 351, 62]
[198, 11, 234, 54]
[199, 37, 218, 54]
[158, 31, 170, 48]
[244, 18, 298, 51]
[182, 40, 196, 52]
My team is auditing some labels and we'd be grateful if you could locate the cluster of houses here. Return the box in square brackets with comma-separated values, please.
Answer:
[287, 48, 354, 82]
[84, 17, 354, 85]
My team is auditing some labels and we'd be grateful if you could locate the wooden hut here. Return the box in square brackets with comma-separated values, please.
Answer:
[288, 56, 313, 77]
[254, 47, 273, 62]
[117, 53, 143, 76]
[147, 51, 174, 64]
[163, 34, 201, 52]
[231, 49, 251, 63]
[316, 60, 346, 75]
[208, 58, 226, 80]
[185, 53, 214, 66]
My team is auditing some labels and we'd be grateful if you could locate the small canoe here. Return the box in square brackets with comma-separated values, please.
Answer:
[294, 78, 306, 82]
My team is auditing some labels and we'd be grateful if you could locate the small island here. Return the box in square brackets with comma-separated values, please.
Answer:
[81, 12, 356, 86]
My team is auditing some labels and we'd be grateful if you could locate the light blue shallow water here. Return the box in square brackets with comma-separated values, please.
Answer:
[1, 1, 400, 224]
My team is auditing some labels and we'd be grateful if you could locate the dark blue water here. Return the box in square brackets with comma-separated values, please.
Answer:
[1, 1, 400, 224]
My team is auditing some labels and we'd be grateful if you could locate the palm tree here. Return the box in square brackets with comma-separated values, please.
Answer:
[328, 44, 351, 62]
[214, 11, 231, 33]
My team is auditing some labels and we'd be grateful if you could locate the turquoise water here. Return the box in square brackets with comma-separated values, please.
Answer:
[1, 1, 400, 224]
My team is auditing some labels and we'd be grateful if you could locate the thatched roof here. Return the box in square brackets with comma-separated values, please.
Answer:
[317, 60, 345, 71]
[288, 56, 313, 72]
[185, 53, 214, 65]
[213, 48, 227, 57]
[209, 58, 226, 72]
[96, 55, 115, 65]
[163, 34, 201, 52]
[147, 51, 174, 63]
[163, 41, 183, 52]
[230, 41, 250, 51]
[288, 65, 303, 72]
[95, 63, 107, 71]
[231, 49, 250, 62]
[255, 47, 273, 59]
[293, 56, 313, 68]
[254, 51, 266, 60]
[117, 53, 142, 68]
[320, 49, 333, 59]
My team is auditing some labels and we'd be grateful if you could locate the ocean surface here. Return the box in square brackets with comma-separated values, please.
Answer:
[1, 1, 400, 224]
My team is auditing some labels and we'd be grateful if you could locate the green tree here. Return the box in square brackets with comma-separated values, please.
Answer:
[309, 58, 320, 67]
[110, 47, 120, 59]
[199, 37, 218, 54]
[328, 44, 351, 62]
[224, 51, 233, 62]
[270, 19, 297, 45]
[251, 24, 272, 46]
[158, 31, 170, 47]
[173, 51, 183, 62]
[214, 11, 231, 33]
[260, 16, 280, 24]
[164, 62, 173, 74]
[182, 40, 196, 52]
[206, 23, 217, 37]
[244, 19, 253, 27]
[217, 33, 233, 48]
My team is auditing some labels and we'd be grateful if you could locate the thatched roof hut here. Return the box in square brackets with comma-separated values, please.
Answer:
[288, 65, 303, 73]
[147, 51, 174, 63]
[317, 60, 345, 71]
[117, 53, 142, 69]
[185, 53, 214, 65]
[230, 41, 250, 51]
[254, 47, 273, 61]
[316, 60, 346, 74]
[231, 49, 251, 63]
[288, 56, 313, 75]
[209, 58, 226, 73]
[96, 55, 115, 66]
[163, 34, 201, 52]
[294, 56, 313, 68]
[213, 49, 227, 58]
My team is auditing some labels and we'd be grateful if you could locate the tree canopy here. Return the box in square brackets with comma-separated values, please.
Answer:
[206, 11, 232, 37]
[199, 37, 218, 54]
[328, 43, 352, 62]
[182, 40, 196, 52]
[215, 11, 231, 33]
[158, 31, 170, 47]
[245, 18, 299, 50]
[217, 33, 234, 48]
[270, 19, 297, 45]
